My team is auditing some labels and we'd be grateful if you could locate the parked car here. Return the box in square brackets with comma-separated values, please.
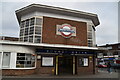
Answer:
[97, 64, 107, 68]
[97, 62, 107, 68]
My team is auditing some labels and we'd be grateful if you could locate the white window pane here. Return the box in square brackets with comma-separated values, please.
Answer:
[2, 52, 11, 68]
[36, 18, 42, 25]
[34, 36, 41, 43]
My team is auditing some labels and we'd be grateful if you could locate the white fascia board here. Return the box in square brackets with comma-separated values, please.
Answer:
[0, 40, 106, 50]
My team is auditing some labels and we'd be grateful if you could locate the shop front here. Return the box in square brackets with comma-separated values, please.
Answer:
[36, 48, 97, 75]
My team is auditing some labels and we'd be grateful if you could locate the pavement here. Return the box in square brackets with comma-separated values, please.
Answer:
[1, 68, 120, 80]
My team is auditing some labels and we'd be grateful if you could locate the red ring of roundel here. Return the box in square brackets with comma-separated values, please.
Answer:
[60, 24, 73, 38]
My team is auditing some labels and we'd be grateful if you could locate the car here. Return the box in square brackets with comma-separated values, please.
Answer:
[97, 64, 107, 68]
[97, 62, 108, 68]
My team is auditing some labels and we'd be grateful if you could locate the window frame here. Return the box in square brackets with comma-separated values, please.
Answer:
[19, 16, 43, 43]
[16, 53, 36, 69]
[2, 52, 11, 68]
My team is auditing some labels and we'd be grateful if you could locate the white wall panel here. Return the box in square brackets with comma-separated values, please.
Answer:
[21, 11, 93, 25]
[2, 45, 35, 54]
[10, 52, 17, 69]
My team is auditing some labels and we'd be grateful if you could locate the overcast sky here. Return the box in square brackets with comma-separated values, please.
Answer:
[0, 1, 119, 46]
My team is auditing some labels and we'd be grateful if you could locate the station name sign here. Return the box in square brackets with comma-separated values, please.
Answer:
[36, 49, 95, 54]
[56, 24, 76, 38]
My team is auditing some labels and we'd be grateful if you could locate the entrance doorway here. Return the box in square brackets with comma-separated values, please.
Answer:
[58, 56, 73, 75]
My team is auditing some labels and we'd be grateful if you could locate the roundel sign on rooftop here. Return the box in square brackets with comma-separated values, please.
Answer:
[57, 24, 76, 38]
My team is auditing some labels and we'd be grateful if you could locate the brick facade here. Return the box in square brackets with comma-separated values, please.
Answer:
[35, 55, 56, 75]
[76, 55, 94, 75]
[2, 69, 35, 76]
[42, 16, 87, 46]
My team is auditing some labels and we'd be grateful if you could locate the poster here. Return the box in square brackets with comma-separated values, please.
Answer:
[42, 57, 53, 66]
[83, 58, 88, 66]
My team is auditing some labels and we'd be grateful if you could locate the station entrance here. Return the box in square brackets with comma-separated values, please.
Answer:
[58, 56, 73, 75]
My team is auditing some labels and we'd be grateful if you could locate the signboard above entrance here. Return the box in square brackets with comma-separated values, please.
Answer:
[36, 49, 95, 55]
[56, 24, 76, 38]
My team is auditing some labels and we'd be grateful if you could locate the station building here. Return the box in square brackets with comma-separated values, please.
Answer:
[0, 4, 105, 76]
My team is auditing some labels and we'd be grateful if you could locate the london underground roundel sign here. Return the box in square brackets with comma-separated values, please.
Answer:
[58, 24, 75, 38]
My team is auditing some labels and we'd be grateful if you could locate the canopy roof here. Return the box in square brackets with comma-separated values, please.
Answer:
[16, 4, 100, 26]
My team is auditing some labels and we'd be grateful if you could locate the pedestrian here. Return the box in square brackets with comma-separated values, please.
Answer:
[107, 61, 112, 73]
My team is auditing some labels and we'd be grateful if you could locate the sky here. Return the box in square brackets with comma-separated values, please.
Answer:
[0, 1, 119, 46]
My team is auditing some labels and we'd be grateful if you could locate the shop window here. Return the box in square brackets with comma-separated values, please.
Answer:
[16, 53, 36, 68]
[2, 52, 11, 68]
[78, 57, 89, 67]
[42, 57, 54, 67]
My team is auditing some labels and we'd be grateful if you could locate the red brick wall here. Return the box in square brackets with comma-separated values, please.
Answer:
[2, 69, 35, 76]
[35, 55, 55, 75]
[76, 55, 94, 75]
[42, 16, 87, 46]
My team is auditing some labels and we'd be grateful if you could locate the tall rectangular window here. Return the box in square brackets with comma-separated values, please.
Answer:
[20, 29, 24, 36]
[30, 18, 35, 26]
[24, 37, 28, 42]
[25, 28, 29, 35]
[29, 27, 34, 35]
[2, 52, 11, 68]
[25, 19, 29, 27]
[20, 21, 25, 28]
[87, 25, 94, 47]
[19, 17, 42, 43]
